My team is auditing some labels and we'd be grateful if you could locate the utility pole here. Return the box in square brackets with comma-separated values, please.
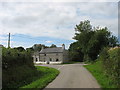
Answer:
[8, 33, 10, 48]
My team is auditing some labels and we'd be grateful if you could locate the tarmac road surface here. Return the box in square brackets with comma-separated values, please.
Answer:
[38, 63, 101, 88]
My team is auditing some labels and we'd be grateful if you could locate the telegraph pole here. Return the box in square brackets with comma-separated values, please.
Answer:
[8, 33, 10, 48]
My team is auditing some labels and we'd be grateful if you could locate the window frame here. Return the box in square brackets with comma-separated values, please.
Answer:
[56, 59, 59, 62]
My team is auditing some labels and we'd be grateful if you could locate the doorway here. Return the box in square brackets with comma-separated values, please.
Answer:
[47, 61, 49, 64]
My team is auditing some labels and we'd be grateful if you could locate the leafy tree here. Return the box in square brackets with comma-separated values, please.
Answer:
[33, 44, 42, 51]
[70, 20, 118, 62]
[33, 44, 48, 51]
[50, 44, 57, 48]
[73, 20, 94, 61]
[87, 28, 111, 60]
[26, 47, 34, 51]
[108, 35, 118, 47]
[27, 44, 57, 52]
[13, 47, 25, 52]
[69, 42, 84, 62]
[74, 20, 92, 33]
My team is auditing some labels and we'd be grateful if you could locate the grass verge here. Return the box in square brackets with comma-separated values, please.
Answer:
[84, 61, 117, 88]
[20, 66, 59, 89]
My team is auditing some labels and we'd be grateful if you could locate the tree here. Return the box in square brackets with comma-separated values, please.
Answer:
[26, 47, 34, 52]
[69, 42, 84, 62]
[73, 20, 94, 61]
[71, 20, 118, 62]
[87, 28, 111, 60]
[33, 44, 48, 51]
[74, 20, 92, 33]
[108, 35, 118, 47]
[50, 44, 57, 48]
[13, 47, 25, 52]
[27, 44, 57, 52]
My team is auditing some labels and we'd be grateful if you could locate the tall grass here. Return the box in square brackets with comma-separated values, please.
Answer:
[84, 61, 117, 88]
[84, 47, 120, 88]
[2, 47, 59, 89]
[100, 47, 120, 88]
[21, 66, 59, 89]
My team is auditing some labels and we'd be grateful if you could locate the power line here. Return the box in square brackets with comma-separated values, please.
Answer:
[3, 34, 72, 46]
[12, 34, 69, 43]
[12, 35, 45, 41]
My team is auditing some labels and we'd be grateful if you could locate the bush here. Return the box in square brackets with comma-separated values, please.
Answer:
[2, 47, 40, 88]
[21, 66, 59, 89]
[99, 47, 120, 88]
[84, 60, 117, 88]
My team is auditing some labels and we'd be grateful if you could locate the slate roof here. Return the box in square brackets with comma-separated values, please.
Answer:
[40, 47, 63, 53]
[0, 44, 3, 47]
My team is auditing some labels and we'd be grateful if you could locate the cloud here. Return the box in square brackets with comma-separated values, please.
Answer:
[0, 39, 15, 47]
[45, 40, 53, 43]
[0, 2, 118, 41]
[0, 40, 7, 44]
[0, 0, 119, 2]
[0, 36, 8, 40]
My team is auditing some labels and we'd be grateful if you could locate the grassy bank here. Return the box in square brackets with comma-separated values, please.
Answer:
[84, 61, 117, 88]
[20, 66, 59, 89]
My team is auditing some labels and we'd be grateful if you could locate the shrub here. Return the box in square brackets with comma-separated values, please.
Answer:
[2, 47, 39, 88]
[99, 47, 120, 88]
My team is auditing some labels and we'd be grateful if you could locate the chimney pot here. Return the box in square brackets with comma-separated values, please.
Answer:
[62, 44, 65, 50]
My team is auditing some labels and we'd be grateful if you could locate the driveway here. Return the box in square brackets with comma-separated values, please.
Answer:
[38, 63, 101, 88]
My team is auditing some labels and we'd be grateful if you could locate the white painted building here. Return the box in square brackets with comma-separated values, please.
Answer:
[33, 44, 69, 64]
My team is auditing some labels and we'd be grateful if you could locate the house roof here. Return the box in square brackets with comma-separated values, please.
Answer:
[40, 47, 64, 53]
[0, 44, 3, 47]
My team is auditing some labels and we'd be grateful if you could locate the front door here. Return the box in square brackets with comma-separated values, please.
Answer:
[47, 61, 49, 64]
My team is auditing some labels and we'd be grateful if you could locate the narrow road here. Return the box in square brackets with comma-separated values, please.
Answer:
[39, 63, 101, 88]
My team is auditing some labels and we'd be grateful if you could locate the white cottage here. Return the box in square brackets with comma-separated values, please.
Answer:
[33, 44, 69, 64]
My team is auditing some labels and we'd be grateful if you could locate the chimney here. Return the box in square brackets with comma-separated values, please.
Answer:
[62, 44, 65, 50]
[41, 46, 44, 51]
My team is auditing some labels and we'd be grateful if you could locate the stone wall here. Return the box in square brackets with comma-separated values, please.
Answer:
[63, 50, 69, 63]
[40, 53, 63, 62]
[33, 55, 40, 63]
[33, 50, 69, 64]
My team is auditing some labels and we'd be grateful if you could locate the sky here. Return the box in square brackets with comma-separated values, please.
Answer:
[0, 0, 119, 49]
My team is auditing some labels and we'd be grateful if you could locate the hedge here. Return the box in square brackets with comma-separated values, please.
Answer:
[99, 47, 120, 88]
[2, 47, 40, 88]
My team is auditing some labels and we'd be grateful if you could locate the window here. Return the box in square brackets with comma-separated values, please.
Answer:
[56, 59, 59, 62]
[50, 58, 52, 61]
[36, 58, 38, 62]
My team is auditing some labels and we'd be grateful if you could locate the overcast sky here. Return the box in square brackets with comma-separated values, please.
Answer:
[0, 0, 119, 49]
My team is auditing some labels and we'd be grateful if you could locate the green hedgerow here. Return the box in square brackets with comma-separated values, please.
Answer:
[99, 47, 120, 88]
